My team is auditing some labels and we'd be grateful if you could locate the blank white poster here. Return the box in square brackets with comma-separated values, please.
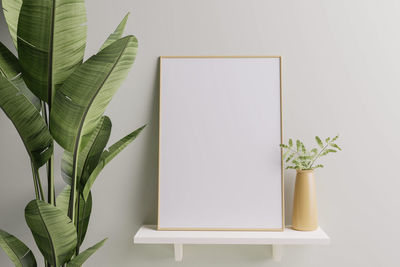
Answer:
[158, 57, 283, 230]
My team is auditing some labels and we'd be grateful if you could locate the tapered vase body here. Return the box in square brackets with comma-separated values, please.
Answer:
[292, 169, 318, 231]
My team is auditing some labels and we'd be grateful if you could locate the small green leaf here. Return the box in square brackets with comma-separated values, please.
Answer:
[321, 149, 337, 156]
[313, 164, 324, 169]
[311, 148, 318, 155]
[82, 125, 146, 200]
[296, 140, 301, 152]
[67, 239, 107, 267]
[288, 139, 293, 147]
[330, 143, 342, 151]
[315, 136, 323, 148]
[286, 153, 295, 163]
[280, 144, 288, 149]
[286, 166, 297, 169]
[325, 137, 330, 142]
[332, 135, 339, 142]
[300, 142, 306, 154]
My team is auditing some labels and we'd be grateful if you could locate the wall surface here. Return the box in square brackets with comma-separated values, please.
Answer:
[1, 0, 399, 266]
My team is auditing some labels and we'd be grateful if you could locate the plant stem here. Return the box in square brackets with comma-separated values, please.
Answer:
[75, 194, 81, 254]
[42, 102, 55, 205]
[47, 155, 55, 205]
[30, 163, 39, 200]
[309, 143, 329, 169]
[68, 137, 82, 225]
[35, 169, 45, 201]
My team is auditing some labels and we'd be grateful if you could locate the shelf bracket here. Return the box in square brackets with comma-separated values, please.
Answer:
[272, 245, 283, 262]
[173, 243, 283, 262]
[174, 244, 183, 262]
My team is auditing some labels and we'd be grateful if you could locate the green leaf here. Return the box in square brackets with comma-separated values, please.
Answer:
[0, 75, 53, 168]
[10, 74, 41, 111]
[25, 200, 77, 266]
[100, 13, 130, 51]
[296, 140, 301, 152]
[56, 186, 92, 247]
[61, 116, 112, 186]
[288, 139, 293, 147]
[0, 42, 41, 110]
[82, 125, 145, 200]
[0, 229, 37, 267]
[2, 0, 22, 48]
[279, 144, 288, 149]
[321, 149, 337, 156]
[299, 155, 313, 160]
[17, 0, 87, 103]
[50, 36, 138, 151]
[80, 117, 112, 185]
[286, 166, 297, 169]
[286, 153, 295, 163]
[300, 142, 306, 154]
[313, 164, 324, 169]
[61, 151, 74, 185]
[0, 42, 19, 79]
[330, 143, 342, 151]
[67, 239, 107, 267]
[332, 135, 339, 142]
[311, 148, 318, 155]
[315, 136, 323, 148]
[325, 137, 330, 142]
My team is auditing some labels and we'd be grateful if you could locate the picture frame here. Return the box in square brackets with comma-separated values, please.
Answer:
[158, 56, 284, 231]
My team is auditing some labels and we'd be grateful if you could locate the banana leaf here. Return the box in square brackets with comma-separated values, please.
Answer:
[17, 0, 87, 103]
[25, 200, 77, 266]
[10, 74, 41, 111]
[0, 76, 53, 168]
[67, 239, 107, 267]
[1, 0, 22, 48]
[61, 116, 112, 186]
[0, 42, 40, 110]
[0, 42, 19, 78]
[50, 35, 138, 152]
[0, 229, 37, 267]
[82, 125, 145, 200]
[56, 186, 92, 247]
[100, 13, 130, 51]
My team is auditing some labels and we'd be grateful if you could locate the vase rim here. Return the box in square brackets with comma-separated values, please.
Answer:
[296, 169, 314, 173]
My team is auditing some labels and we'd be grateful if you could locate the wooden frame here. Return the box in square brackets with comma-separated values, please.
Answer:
[158, 56, 284, 231]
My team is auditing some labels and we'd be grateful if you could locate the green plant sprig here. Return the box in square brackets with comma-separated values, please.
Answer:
[280, 135, 341, 170]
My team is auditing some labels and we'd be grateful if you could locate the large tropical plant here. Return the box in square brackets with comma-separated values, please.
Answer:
[0, 0, 144, 266]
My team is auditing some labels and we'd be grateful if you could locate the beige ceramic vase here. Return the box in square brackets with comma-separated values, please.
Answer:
[292, 169, 318, 231]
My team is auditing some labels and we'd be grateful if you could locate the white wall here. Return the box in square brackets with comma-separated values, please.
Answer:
[1, 0, 399, 266]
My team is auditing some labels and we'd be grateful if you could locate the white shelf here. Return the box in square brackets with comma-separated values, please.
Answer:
[133, 225, 330, 262]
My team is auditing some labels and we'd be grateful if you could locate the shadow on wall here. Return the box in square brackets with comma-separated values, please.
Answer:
[129, 58, 161, 227]
[284, 170, 295, 226]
